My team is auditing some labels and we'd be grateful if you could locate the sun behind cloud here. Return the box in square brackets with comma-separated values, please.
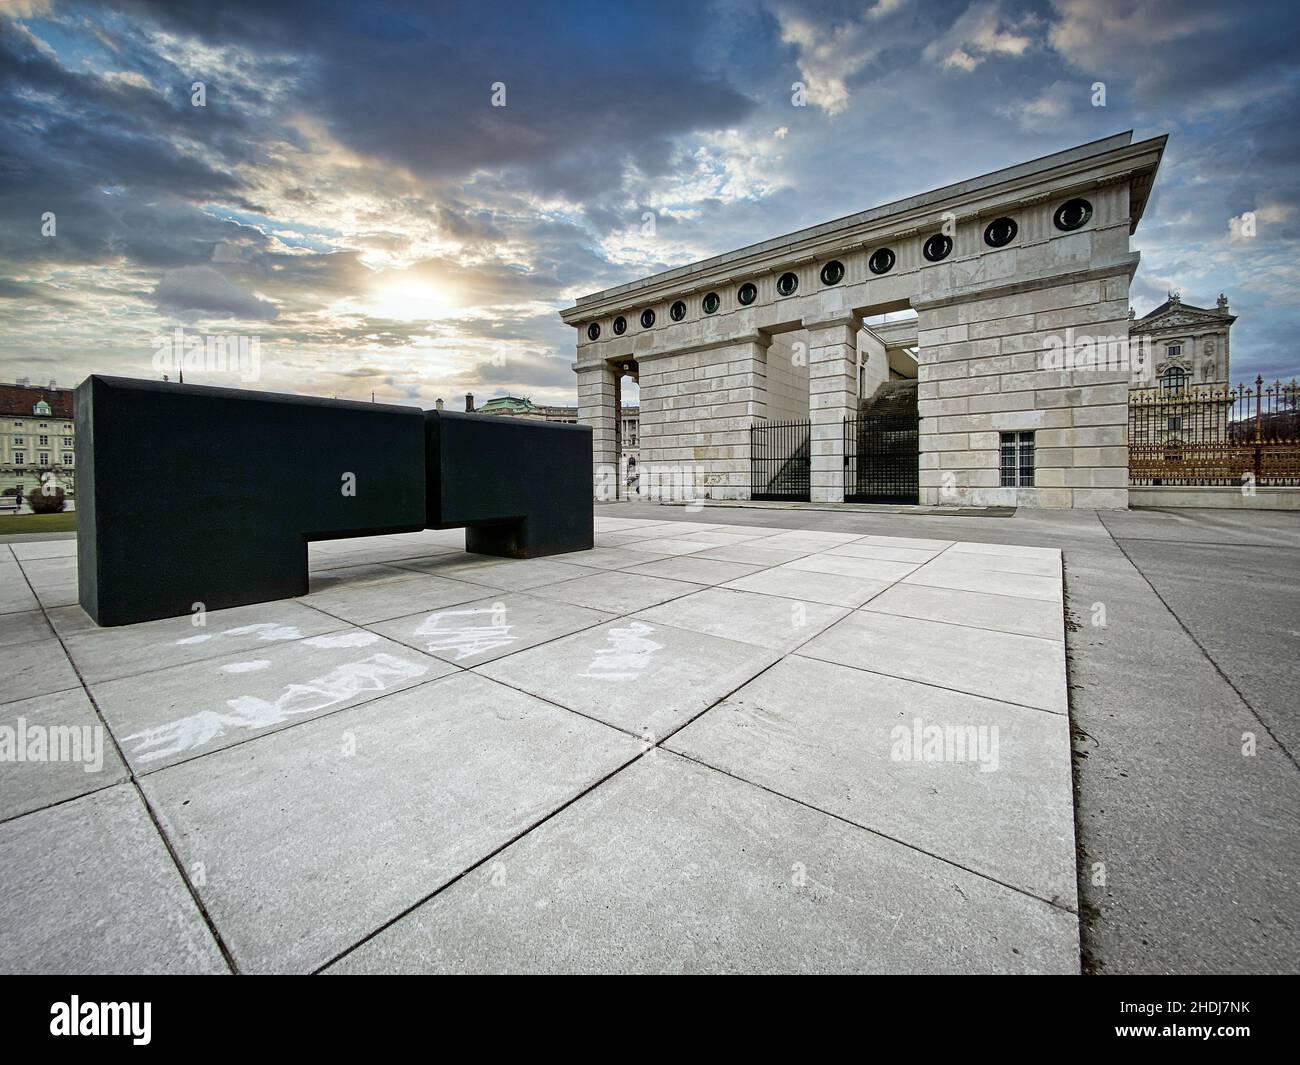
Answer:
[362, 275, 463, 322]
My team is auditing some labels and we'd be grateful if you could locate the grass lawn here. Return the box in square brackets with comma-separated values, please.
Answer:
[0, 511, 78, 534]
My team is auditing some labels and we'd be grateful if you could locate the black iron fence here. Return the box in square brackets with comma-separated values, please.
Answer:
[1129, 376, 1300, 486]
[844, 411, 919, 504]
[751, 418, 810, 501]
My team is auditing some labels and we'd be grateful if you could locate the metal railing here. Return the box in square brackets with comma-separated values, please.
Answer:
[1129, 376, 1300, 486]
[751, 419, 810, 501]
[844, 415, 919, 504]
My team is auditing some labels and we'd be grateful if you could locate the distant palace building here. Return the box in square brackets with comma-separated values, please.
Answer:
[464, 392, 640, 479]
[1129, 292, 1235, 392]
[1128, 293, 1237, 449]
[0, 381, 77, 504]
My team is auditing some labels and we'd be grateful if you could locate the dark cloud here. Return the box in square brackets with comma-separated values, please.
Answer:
[154, 265, 278, 320]
[0, 278, 77, 305]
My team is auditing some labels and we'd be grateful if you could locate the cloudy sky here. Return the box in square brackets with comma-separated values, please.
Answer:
[1, 0, 1297, 409]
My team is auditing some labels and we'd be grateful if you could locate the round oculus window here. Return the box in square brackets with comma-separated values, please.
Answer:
[586, 323, 600, 341]
[1054, 198, 1093, 232]
[640, 308, 655, 329]
[868, 248, 895, 275]
[670, 300, 687, 321]
[776, 271, 799, 296]
[922, 234, 952, 262]
[737, 282, 757, 305]
[983, 217, 1018, 248]
[612, 315, 627, 335]
[702, 292, 721, 314]
[820, 260, 845, 286]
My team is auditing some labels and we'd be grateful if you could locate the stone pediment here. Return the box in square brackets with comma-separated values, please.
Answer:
[1131, 302, 1232, 333]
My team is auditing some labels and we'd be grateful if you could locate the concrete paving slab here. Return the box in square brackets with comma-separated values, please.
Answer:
[798, 609, 1067, 713]
[92, 630, 453, 772]
[326, 752, 1078, 974]
[825, 542, 942, 564]
[62, 600, 349, 683]
[0, 688, 127, 822]
[0, 609, 53, 648]
[591, 517, 664, 530]
[298, 572, 487, 624]
[783, 552, 921, 582]
[0, 561, 38, 615]
[594, 501, 1299, 976]
[381, 529, 468, 548]
[371, 592, 613, 668]
[9, 540, 77, 561]
[625, 521, 727, 535]
[562, 546, 673, 570]
[43, 603, 96, 638]
[948, 541, 1062, 561]
[722, 565, 891, 608]
[416, 556, 600, 592]
[527, 570, 703, 614]
[624, 555, 764, 586]
[381, 552, 510, 579]
[858, 534, 955, 551]
[0, 784, 228, 974]
[306, 544, 455, 570]
[622, 537, 721, 556]
[691, 543, 819, 567]
[593, 532, 661, 548]
[667, 656, 1077, 906]
[15, 555, 77, 609]
[923, 550, 1062, 577]
[862, 583, 1064, 641]
[633, 587, 848, 652]
[761, 529, 864, 543]
[903, 560, 1062, 602]
[475, 619, 778, 739]
[143, 672, 641, 974]
[672, 529, 775, 545]
[3, 637, 81, 703]
[305, 561, 430, 593]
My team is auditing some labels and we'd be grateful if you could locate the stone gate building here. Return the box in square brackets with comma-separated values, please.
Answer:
[562, 131, 1167, 509]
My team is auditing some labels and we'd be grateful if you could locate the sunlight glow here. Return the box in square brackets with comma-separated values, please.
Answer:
[365, 277, 460, 321]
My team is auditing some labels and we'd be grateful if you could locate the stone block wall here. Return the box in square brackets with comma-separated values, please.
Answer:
[764, 332, 810, 423]
[915, 270, 1132, 508]
[637, 338, 769, 500]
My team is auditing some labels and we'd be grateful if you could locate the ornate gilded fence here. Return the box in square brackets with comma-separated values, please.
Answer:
[1129, 377, 1300, 486]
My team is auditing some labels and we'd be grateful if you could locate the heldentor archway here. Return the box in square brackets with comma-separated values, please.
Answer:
[562, 131, 1166, 509]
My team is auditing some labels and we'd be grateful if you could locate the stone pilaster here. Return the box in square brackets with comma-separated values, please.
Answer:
[576, 362, 619, 500]
[806, 315, 860, 503]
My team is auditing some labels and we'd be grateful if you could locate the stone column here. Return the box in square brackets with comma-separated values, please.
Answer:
[576, 361, 619, 500]
[806, 315, 860, 503]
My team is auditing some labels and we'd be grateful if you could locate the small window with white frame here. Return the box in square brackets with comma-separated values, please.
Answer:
[1000, 431, 1035, 487]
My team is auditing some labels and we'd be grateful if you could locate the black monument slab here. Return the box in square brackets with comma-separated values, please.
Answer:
[426, 409, 593, 558]
[75, 375, 593, 626]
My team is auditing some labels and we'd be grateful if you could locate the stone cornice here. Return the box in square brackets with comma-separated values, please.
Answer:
[573, 331, 772, 371]
[561, 132, 1166, 325]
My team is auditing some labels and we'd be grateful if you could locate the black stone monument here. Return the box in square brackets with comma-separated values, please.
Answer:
[74, 375, 593, 626]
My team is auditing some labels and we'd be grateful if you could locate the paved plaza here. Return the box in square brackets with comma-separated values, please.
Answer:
[0, 513, 1077, 974]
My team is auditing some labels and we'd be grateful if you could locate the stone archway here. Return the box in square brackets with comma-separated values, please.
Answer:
[565, 131, 1167, 510]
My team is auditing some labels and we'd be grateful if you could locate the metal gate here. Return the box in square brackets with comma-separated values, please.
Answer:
[844, 411, 919, 503]
[751, 419, 810, 501]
